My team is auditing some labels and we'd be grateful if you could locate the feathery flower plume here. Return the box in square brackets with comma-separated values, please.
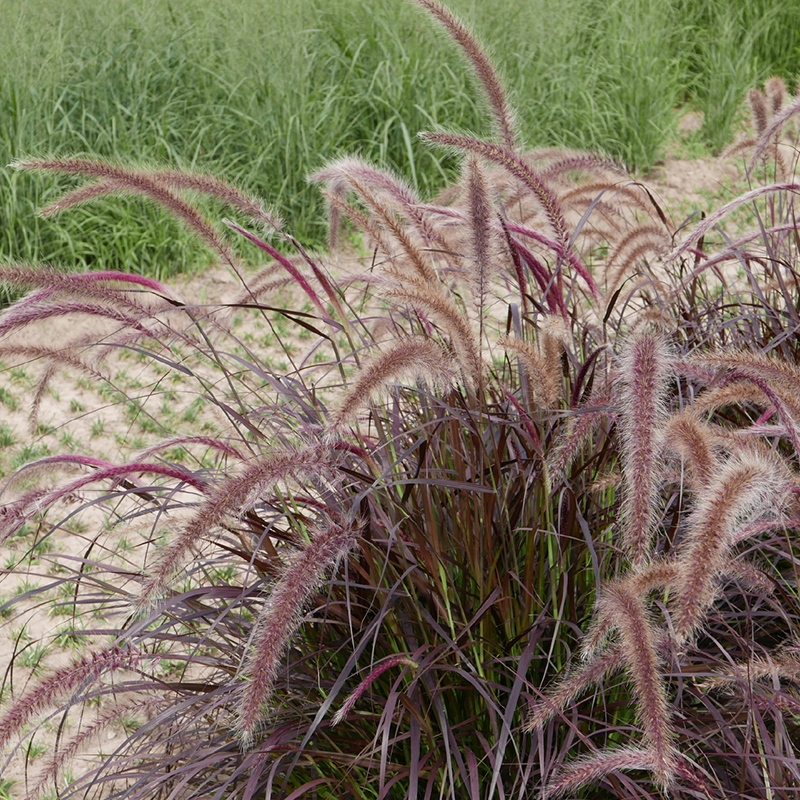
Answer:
[345, 175, 441, 286]
[237, 519, 361, 745]
[420, 133, 573, 261]
[765, 76, 788, 116]
[383, 270, 484, 386]
[688, 348, 800, 393]
[465, 156, 494, 340]
[542, 747, 667, 800]
[581, 560, 678, 659]
[0, 300, 158, 340]
[672, 448, 789, 642]
[412, 0, 517, 151]
[703, 650, 800, 692]
[332, 655, 418, 725]
[0, 646, 140, 751]
[546, 379, 614, 485]
[327, 338, 457, 435]
[310, 156, 445, 252]
[137, 445, 332, 610]
[748, 88, 769, 136]
[662, 411, 718, 489]
[26, 696, 166, 800]
[525, 646, 625, 732]
[134, 436, 246, 462]
[13, 158, 233, 262]
[604, 224, 670, 295]
[499, 322, 565, 408]
[0, 264, 172, 298]
[594, 584, 677, 784]
[0, 459, 209, 543]
[617, 329, 671, 565]
[320, 188, 394, 257]
[145, 168, 283, 231]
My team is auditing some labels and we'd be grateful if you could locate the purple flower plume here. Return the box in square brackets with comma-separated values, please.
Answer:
[412, 0, 517, 151]
[137, 445, 332, 610]
[0, 646, 140, 751]
[237, 519, 361, 745]
[618, 330, 671, 566]
[672, 449, 789, 642]
[332, 655, 418, 726]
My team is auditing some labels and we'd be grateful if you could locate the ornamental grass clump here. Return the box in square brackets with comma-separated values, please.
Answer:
[1, 1, 800, 797]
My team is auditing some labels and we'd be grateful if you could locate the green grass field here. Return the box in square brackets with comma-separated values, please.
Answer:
[1, 0, 799, 278]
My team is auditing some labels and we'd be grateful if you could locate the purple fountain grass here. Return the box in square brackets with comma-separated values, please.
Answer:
[412, 0, 517, 152]
[524, 646, 626, 733]
[705, 649, 800, 691]
[749, 88, 769, 136]
[580, 561, 678, 660]
[465, 157, 494, 344]
[26, 696, 166, 800]
[221, 220, 327, 316]
[0, 459, 210, 543]
[688, 348, 800, 392]
[0, 264, 177, 299]
[319, 187, 395, 258]
[326, 338, 457, 436]
[539, 151, 629, 182]
[617, 329, 671, 566]
[310, 156, 445, 253]
[546, 378, 614, 485]
[603, 224, 670, 295]
[498, 327, 564, 408]
[13, 158, 234, 263]
[662, 411, 719, 489]
[665, 182, 800, 263]
[142, 167, 283, 232]
[134, 436, 246, 462]
[420, 132, 573, 263]
[558, 180, 657, 218]
[0, 299, 162, 340]
[747, 88, 799, 175]
[504, 238, 566, 315]
[728, 372, 800, 453]
[236, 518, 361, 745]
[338, 174, 442, 287]
[765, 76, 788, 115]
[382, 270, 484, 387]
[0, 645, 142, 751]
[501, 221, 598, 298]
[541, 747, 669, 800]
[671, 448, 791, 643]
[332, 655, 418, 726]
[586, 584, 677, 787]
[136, 444, 333, 610]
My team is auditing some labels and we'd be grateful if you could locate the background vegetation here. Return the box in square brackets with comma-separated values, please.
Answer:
[1, 0, 799, 277]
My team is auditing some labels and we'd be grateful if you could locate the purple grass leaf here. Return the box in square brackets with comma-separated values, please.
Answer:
[222, 219, 327, 316]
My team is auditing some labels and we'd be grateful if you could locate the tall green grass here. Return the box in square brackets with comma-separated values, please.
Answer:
[1, 0, 798, 277]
